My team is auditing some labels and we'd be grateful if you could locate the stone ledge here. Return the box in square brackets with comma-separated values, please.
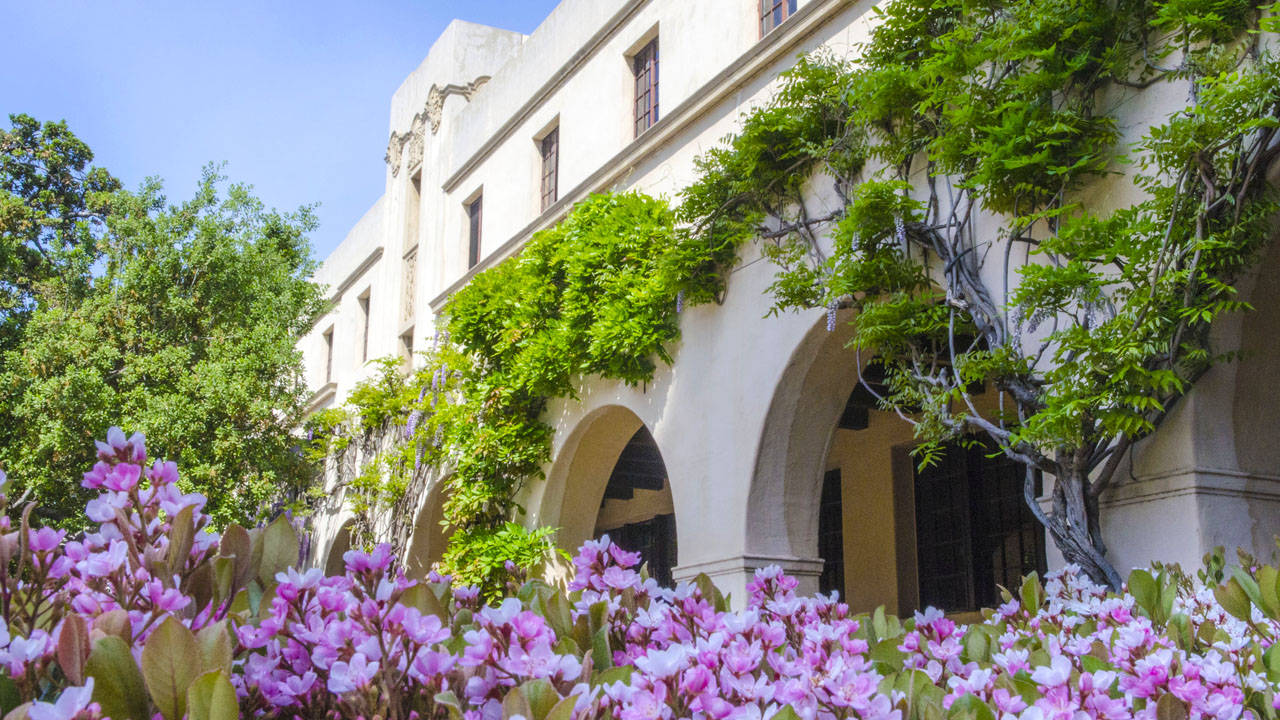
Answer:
[672, 553, 825, 583]
[1102, 466, 1280, 509]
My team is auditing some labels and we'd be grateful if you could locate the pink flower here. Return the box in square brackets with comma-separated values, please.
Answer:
[27, 527, 65, 552]
[327, 653, 378, 693]
[27, 679, 94, 720]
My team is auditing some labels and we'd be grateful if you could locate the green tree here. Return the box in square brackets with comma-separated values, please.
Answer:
[681, 0, 1280, 588]
[0, 114, 120, 354]
[0, 162, 326, 526]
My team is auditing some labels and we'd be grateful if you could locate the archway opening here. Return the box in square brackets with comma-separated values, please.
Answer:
[593, 426, 678, 585]
[404, 479, 452, 579]
[751, 314, 1045, 613]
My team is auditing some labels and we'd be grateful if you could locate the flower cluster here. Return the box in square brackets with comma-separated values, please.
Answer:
[0, 430, 1276, 720]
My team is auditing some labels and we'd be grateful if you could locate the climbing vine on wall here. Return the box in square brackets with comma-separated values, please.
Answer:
[310, 192, 730, 591]
[680, 0, 1280, 588]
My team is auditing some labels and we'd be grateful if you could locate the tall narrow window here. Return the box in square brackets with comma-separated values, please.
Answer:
[818, 469, 845, 596]
[466, 196, 483, 268]
[633, 39, 659, 137]
[401, 248, 417, 324]
[322, 328, 334, 384]
[399, 328, 415, 367]
[358, 293, 370, 363]
[405, 171, 422, 251]
[539, 128, 559, 211]
[759, 0, 798, 36]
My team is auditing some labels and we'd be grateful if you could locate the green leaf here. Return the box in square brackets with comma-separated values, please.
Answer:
[434, 691, 465, 720]
[502, 687, 532, 720]
[186, 671, 238, 720]
[257, 515, 300, 585]
[520, 679, 560, 720]
[86, 636, 149, 720]
[1156, 692, 1190, 720]
[195, 620, 233, 676]
[0, 675, 21, 716]
[544, 695, 580, 720]
[1020, 572, 1043, 613]
[591, 626, 612, 670]
[1128, 569, 1158, 617]
[165, 505, 195, 577]
[1215, 578, 1253, 622]
[140, 615, 201, 720]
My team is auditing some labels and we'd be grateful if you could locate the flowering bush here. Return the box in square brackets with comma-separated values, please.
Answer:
[0, 430, 1278, 720]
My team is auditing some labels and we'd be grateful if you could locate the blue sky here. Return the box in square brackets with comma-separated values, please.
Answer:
[1, 1, 559, 259]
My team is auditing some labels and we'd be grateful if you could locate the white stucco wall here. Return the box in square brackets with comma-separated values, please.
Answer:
[299, 0, 1280, 608]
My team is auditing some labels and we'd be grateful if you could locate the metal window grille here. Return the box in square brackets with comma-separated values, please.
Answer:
[633, 39, 659, 137]
[914, 442, 1047, 612]
[607, 514, 677, 586]
[759, 0, 798, 36]
[466, 196, 482, 268]
[818, 468, 845, 596]
[540, 128, 559, 211]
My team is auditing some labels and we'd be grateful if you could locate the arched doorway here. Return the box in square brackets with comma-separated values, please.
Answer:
[750, 312, 1045, 613]
[593, 426, 677, 585]
[541, 405, 679, 585]
[403, 478, 451, 579]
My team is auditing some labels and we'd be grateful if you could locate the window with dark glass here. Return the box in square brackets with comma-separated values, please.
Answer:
[539, 128, 559, 211]
[633, 39, 659, 137]
[818, 468, 845, 596]
[399, 328, 414, 367]
[322, 328, 334, 384]
[358, 293, 370, 363]
[759, 0, 798, 36]
[466, 195, 482, 268]
[914, 441, 1046, 612]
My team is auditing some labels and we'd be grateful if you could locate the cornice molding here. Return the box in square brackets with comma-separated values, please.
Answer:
[385, 77, 491, 176]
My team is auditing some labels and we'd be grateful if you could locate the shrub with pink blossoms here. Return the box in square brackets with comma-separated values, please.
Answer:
[0, 430, 1276, 720]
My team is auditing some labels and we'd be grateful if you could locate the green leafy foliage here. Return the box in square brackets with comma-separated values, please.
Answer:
[0, 114, 121, 354]
[0, 158, 326, 527]
[680, 0, 1280, 588]
[319, 192, 728, 592]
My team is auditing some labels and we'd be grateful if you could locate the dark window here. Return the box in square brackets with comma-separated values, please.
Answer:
[598, 427, 678, 586]
[466, 196, 483, 268]
[633, 39, 659, 137]
[914, 442, 1046, 612]
[608, 514, 677, 587]
[759, 0, 798, 36]
[358, 294, 370, 363]
[818, 468, 845, 596]
[540, 128, 559, 211]
[399, 328, 414, 366]
[322, 329, 334, 384]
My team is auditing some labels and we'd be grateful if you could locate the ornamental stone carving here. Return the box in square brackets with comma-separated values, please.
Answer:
[384, 76, 490, 176]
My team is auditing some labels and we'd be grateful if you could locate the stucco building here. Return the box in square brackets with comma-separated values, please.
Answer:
[300, 0, 1280, 612]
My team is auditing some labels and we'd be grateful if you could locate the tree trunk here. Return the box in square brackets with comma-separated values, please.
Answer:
[1024, 464, 1124, 591]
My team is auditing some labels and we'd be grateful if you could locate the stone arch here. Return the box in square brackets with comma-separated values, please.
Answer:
[539, 404, 678, 581]
[324, 519, 356, 576]
[744, 311, 935, 612]
[403, 476, 452, 579]
[747, 311, 863, 562]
